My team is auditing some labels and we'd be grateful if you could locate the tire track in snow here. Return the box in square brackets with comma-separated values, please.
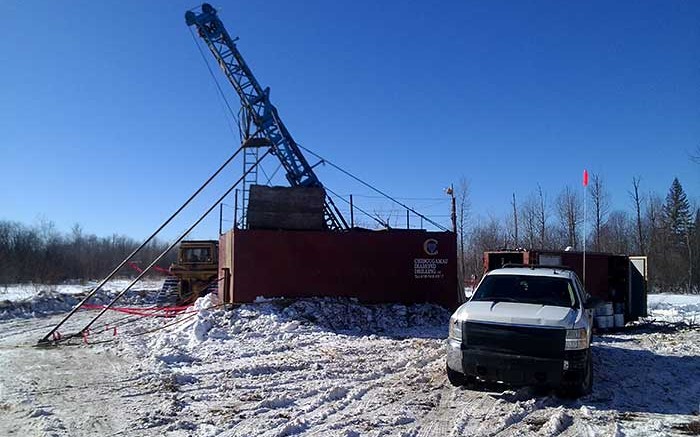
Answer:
[250, 337, 447, 436]
[0, 313, 160, 437]
[415, 385, 462, 437]
[449, 388, 498, 436]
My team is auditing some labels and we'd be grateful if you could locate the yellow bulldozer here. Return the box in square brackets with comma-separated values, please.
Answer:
[166, 240, 219, 304]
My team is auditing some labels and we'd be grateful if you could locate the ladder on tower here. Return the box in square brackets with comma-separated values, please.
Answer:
[240, 144, 259, 228]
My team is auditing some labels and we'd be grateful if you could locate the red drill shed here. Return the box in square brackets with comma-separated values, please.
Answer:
[218, 228, 459, 309]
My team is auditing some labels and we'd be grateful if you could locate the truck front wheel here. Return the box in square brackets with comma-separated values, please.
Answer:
[447, 363, 476, 387]
[558, 350, 593, 398]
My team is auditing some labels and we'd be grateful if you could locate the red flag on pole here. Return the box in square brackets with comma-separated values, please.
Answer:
[583, 169, 589, 187]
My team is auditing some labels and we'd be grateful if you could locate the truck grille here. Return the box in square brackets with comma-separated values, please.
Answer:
[463, 322, 565, 359]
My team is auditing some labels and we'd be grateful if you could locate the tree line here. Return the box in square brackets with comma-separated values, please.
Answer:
[1, 174, 697, 293]
[455, 175, 699, 293]
[0, 220, 176, 285]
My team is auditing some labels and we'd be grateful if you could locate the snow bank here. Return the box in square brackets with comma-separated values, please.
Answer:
[120, 297, 450, 436]
[0, 290, 81, 321]
[145, 296, 449, 362]
[0, 278, 163, 302]
[647, 293, 700, 324]
[0, 279, 166, 321]
[140, 296, 450, 378]
[242, 297, 450, 338]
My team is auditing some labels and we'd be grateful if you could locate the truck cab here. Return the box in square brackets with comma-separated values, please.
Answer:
[446, 265, 597, 397]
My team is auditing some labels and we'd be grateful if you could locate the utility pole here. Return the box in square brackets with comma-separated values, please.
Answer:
[446, 184, 457, 233]
[218, 203, 223, 235]
[234, 189, 239, 229]
[350, 194, 354, 228]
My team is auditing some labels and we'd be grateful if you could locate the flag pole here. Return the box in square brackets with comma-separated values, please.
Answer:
[582, 169, 588, 289]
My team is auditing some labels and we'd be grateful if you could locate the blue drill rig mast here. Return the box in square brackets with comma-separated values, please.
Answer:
[186, 3, 348, 230]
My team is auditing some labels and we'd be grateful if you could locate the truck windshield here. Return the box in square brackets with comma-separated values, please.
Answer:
[471, 274, 578, 308]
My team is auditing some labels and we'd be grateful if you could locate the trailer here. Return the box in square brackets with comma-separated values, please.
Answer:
[483, 250, 648, 324]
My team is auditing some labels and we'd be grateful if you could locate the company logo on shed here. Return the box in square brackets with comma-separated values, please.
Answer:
[415, 239, 447, 279]
[423, 238, 439, 256]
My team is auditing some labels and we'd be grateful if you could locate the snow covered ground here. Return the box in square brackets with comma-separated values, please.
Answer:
[0, 292, 698, 436]
[648, 293, 700, 324]
[0, 278, 163, 302]
[0, 278, 165, 320]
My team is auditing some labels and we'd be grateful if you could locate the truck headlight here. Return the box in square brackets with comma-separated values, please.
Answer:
[449, 317, 463, 340]
[565, 328, 589, 350]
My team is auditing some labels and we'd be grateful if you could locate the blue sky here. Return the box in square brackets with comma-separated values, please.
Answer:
[1, 1, 698, 240]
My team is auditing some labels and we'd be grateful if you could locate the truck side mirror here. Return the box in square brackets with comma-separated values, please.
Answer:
[584, 296, 602, 310]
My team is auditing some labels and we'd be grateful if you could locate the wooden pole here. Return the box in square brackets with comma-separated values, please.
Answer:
[218, 203, 223, 235]
[350, 194, 354, 228]
[234, 189, 239, 229]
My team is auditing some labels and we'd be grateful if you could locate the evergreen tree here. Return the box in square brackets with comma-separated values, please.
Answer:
[693, 209, 700, 292]
[663, 178, 692, 243]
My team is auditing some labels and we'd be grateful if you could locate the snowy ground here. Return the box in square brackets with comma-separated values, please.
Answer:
[648, 293, 700, 325]
[0, 278, 163, 302]
[0, 291, 698, 436]
[0, 278, 164, 320]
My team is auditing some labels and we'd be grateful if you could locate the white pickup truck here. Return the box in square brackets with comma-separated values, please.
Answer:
[446, 265, 597, 397]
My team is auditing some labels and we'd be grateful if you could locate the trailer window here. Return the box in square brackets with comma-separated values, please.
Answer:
[182, 247, 212, 263]
[471, 274, 578, 308]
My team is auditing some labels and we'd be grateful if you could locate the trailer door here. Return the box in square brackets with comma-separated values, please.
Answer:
[628, 256, 648, 320]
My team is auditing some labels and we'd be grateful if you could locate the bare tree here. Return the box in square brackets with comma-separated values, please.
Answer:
[520, 195, 538, 249]
[0, 219, 174, 284]
[629, 177, 645, 255]
[646, 192, 668, 291]
[599, 210, 633, 254]
[556, 186, 582, 249]
[510, 192, 519, 248]
[517, 185, 551, 250]
[536, 184, 549, 249]
[466, 216, 506, 278]
[455, 177, 471, 282]
[589, 173, 610, 251]
[371, 209, 393, 229]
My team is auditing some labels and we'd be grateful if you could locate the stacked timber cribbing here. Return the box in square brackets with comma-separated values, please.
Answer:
[247, 185, 326, 231]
